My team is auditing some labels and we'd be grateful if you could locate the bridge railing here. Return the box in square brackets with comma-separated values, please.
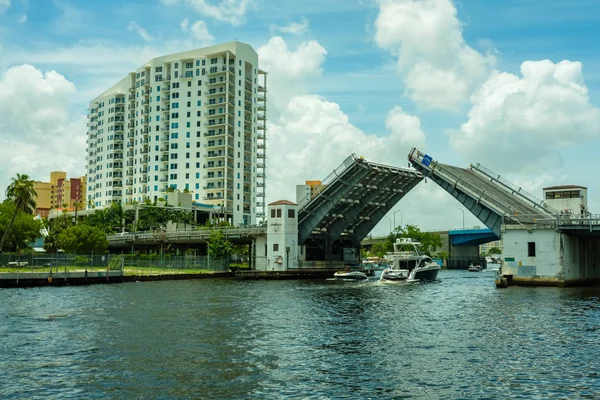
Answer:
[430, 160, 524, 220]
[410, 148, 514, 217]
[307, 153, 359, 200]
[107, 226, 266, 244]
[503, 213, 600, 229]
[470, 163, 555, 213]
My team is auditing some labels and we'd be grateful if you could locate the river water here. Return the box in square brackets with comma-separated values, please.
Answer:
[1, 267, 599, 399]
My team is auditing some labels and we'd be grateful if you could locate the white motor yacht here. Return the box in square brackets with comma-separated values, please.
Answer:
[380, 238, 440, 283]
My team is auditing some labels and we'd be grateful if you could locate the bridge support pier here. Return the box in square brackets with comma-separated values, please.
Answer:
[500, 225, 600, 286]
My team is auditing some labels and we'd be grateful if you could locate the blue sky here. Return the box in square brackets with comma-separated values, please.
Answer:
[1, 0, 599, 233]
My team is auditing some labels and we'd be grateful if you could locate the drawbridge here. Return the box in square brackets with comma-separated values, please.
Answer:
[408, 148, 557, 237]
[298, 154, 423, 261]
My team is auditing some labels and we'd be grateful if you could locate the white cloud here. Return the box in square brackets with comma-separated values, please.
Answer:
[270, 18, 309, 36]
[127, 21, 154, 42]
[17, 14, 27, 23]
[374, 0, 495, 111]
[180, 18, 214, 45]
[0, 0, 9, 14]
[449, 60, 600, 172]
[162, 0, 253, 25]
[260, 37, 427, 205]
[257, 36, 327, 116]
[0, 65, 86, 197]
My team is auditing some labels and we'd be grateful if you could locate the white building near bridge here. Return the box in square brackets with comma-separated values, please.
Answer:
[86, 41, 268, 226]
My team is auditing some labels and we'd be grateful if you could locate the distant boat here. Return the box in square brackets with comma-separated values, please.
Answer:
[380, 238, 440, 283]
[468, 262, 483, 272]
[333, 270, 368, 280]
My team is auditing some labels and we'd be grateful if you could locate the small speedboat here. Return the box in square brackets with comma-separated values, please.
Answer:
[468, 263, 482, 272]
[333, 270, 368, 280]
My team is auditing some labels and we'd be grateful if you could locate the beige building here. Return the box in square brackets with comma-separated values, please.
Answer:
[34, 172, 86, 217]
[86, 41, 267, 226]
[479, 239, 503, 255]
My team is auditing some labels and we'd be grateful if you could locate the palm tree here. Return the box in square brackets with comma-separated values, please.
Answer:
[73, 200, 83, 224]
[0, 174, 37, 252]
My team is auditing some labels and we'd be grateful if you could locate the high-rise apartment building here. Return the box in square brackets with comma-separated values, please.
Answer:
[34, 171, 86, 217]
[86, 41, 267, 226]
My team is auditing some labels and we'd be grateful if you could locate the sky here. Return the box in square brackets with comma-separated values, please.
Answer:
[1, 0, 599, 236]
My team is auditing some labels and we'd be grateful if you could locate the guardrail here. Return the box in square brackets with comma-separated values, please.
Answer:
[107, 226, 267, 244]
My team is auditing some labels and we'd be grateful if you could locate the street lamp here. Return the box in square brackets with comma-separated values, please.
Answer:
[393, 210, 403, 230]
[383, 216, 392, 234]
[458, 208, 465, 229]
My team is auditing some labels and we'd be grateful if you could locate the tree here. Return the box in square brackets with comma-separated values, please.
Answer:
[207, 230, 233, 259]
[0, 174, 37, 252]
[0, 202, 43, 252]
[487, 246, 502, 255]
[73, 200, 83, 223]
[44, 213, 75, 253]
[384, 224, 442, 256]
[57, 224, 108, 254]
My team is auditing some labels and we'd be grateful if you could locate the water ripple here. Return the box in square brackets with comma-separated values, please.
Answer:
[0, 271, 599, 399]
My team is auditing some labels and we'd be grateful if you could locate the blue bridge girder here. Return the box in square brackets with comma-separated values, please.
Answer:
[448, 229, 500, 246]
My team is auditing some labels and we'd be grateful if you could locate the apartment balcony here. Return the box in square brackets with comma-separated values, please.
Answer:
[206, 86, 229, 98]
[244, 96, 252, 103]
[203, 184, 232, 191]
[204, 162, 233, 169]
[161, 96, 171, 102]
[159, 177, 168, 182]
[257, 113, 266, 120]
[203, 174, 226, 179]
[257, 142, 265, 149]
[257, 153, 265, 159]
[204, 130, 231, 138]
[258, 84, 266, 92]
[207, 65, 234, 77]
[204, 119, 234, 129]
[160, 156, 169, 162]
[206, 76, 229, 87]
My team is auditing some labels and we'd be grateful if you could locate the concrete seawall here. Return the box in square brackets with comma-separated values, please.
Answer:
[0, 271, 235, 288]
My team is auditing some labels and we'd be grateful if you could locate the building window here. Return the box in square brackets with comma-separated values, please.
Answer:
[270, 209, 276, 218]
[288, 209, 295, 218]
[273, 243, 279, 251]
[528, 242, 536, 257]
[276, 209, 281, 218]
